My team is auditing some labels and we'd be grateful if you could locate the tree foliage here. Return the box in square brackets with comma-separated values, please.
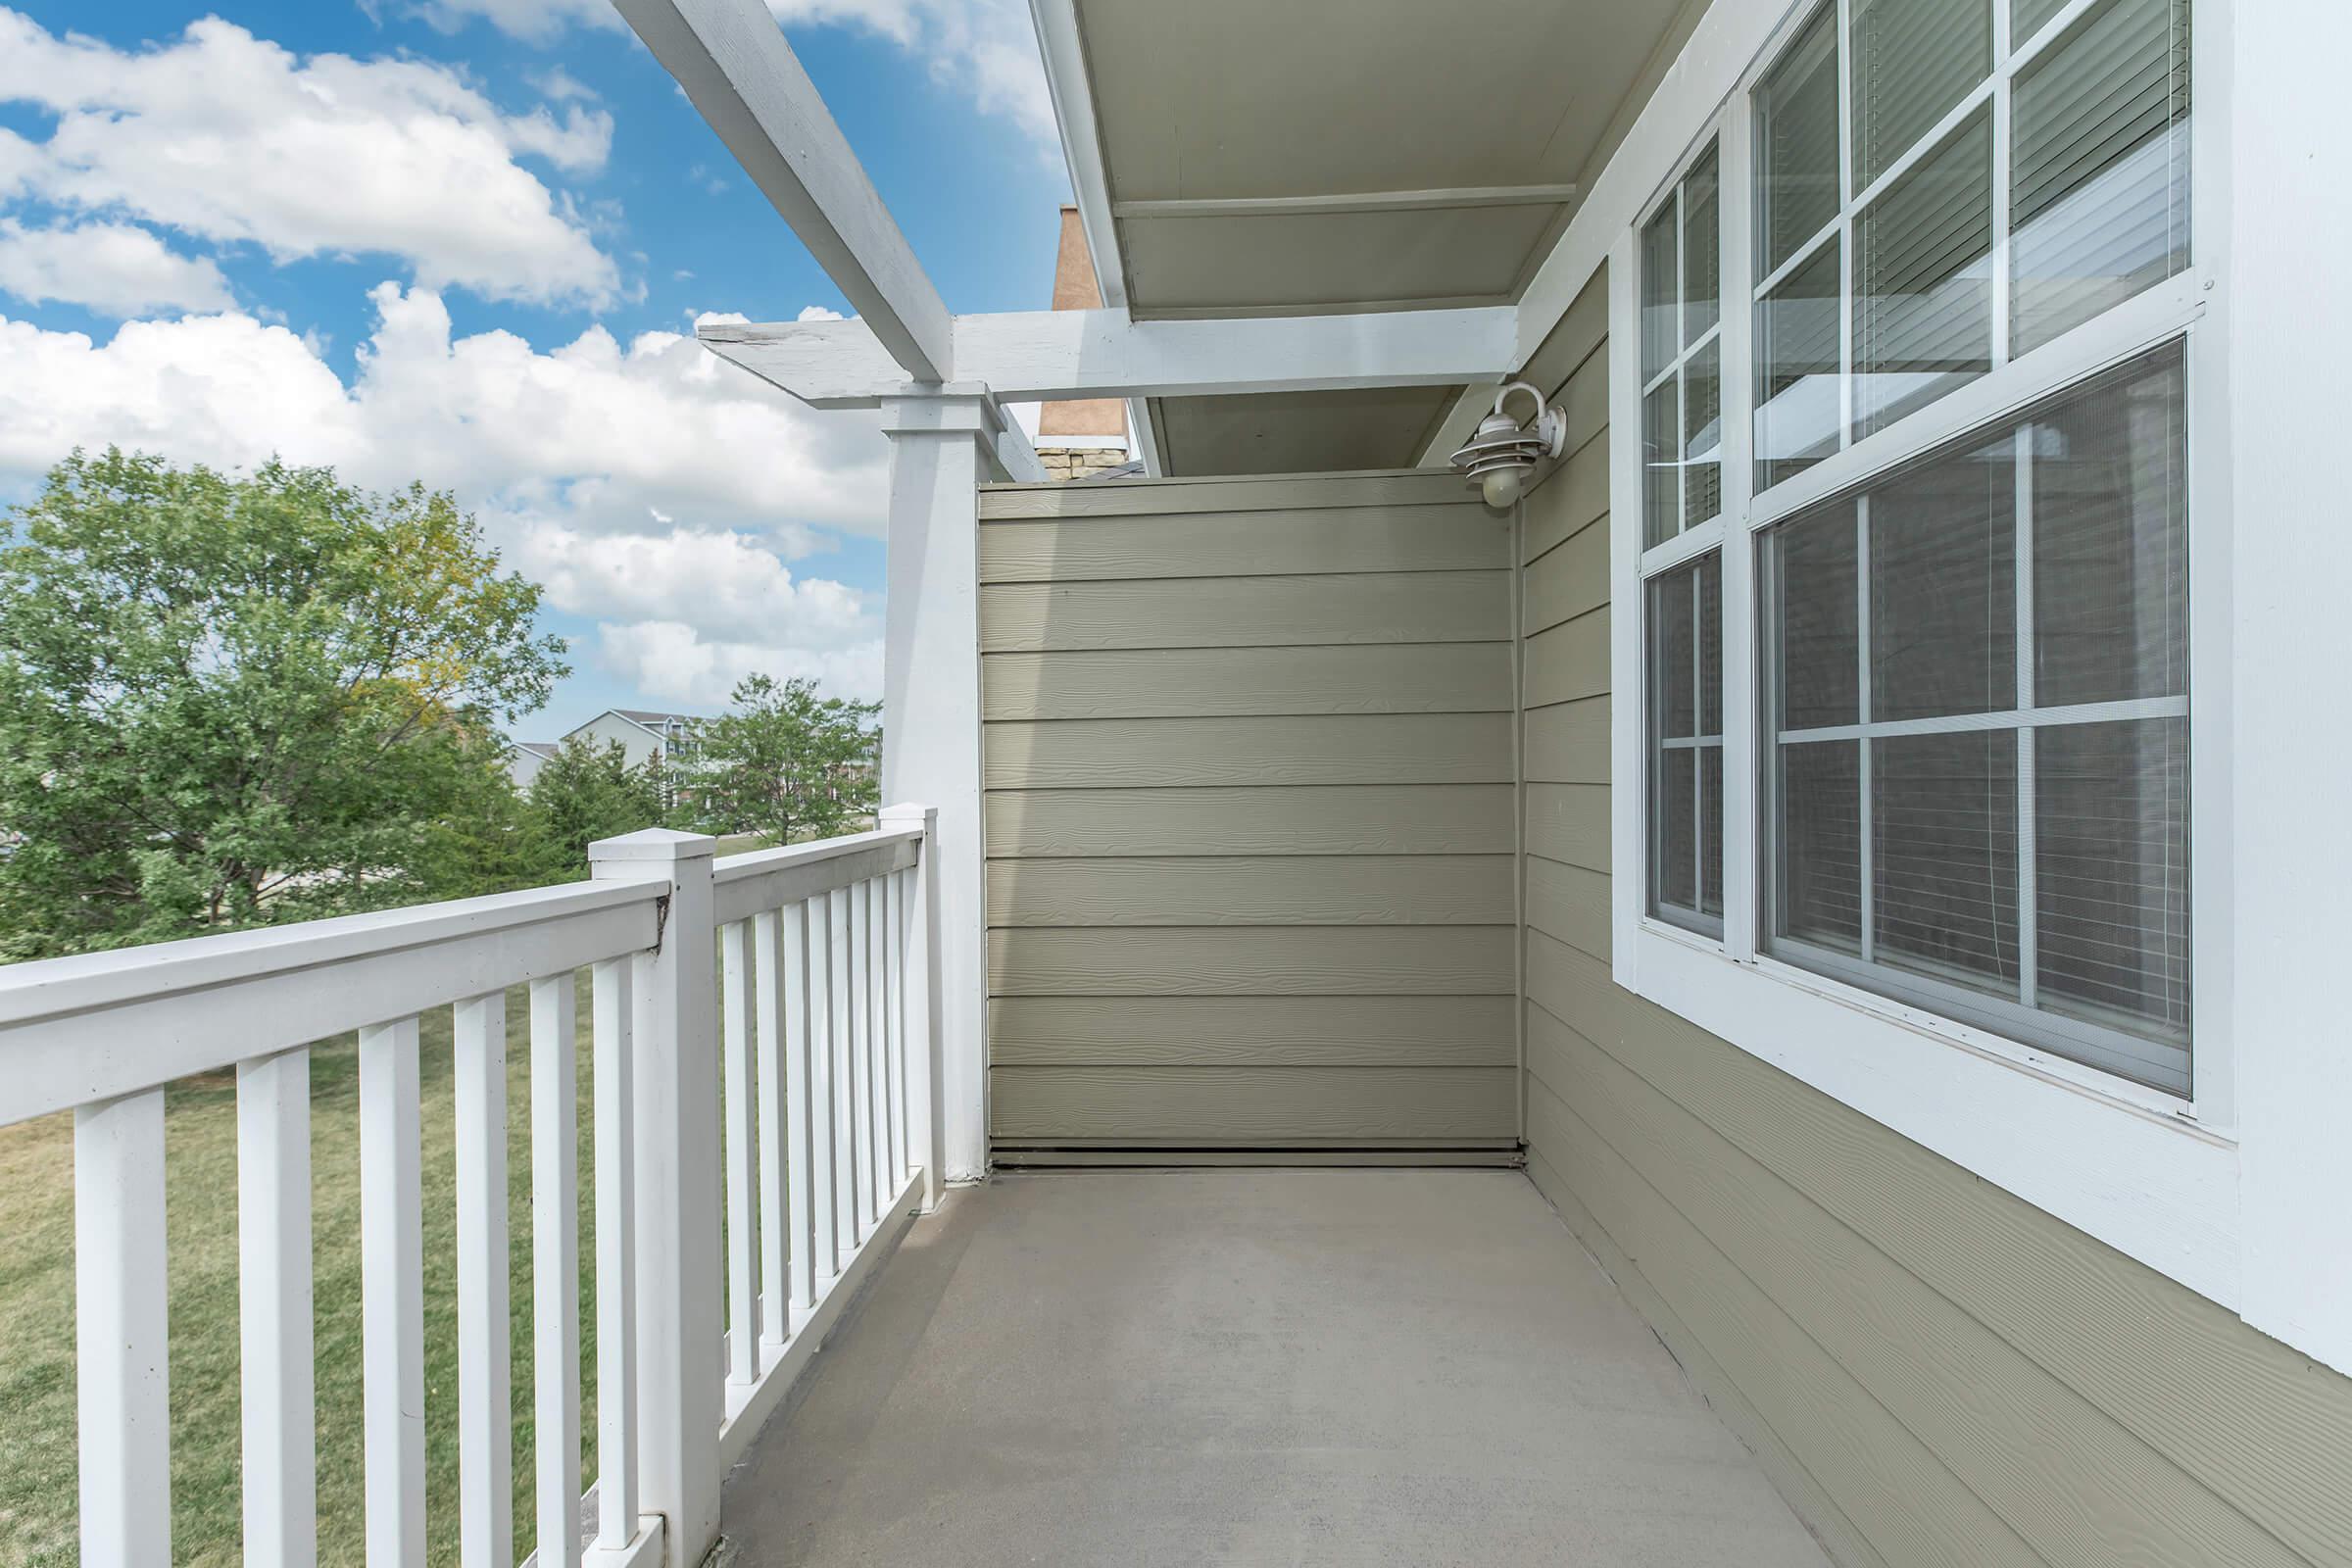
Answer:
[682, 674, 880, 845]
[524, 734, 672, 877]
[0, 449, 568, 957]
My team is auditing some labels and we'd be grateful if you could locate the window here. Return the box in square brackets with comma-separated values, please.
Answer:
[1642, 142, 1723, 546]
[1750, 0, 2191, 491]
[1648, 554, 1724, 934]
[1620, 0, 2204, 1104]
[1760, 343, 2189, 1092]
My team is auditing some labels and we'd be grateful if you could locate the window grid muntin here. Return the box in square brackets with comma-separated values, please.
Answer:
[1757, 339, 2190, 1094]
[1752, 0, 2180, 495]
[1642, 139, 1725, 547]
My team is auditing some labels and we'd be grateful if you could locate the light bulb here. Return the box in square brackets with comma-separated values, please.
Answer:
[1480, 466, 1526, 510]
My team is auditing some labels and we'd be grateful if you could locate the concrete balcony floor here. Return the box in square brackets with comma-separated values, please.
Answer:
[721, 1168, 1831, 1566]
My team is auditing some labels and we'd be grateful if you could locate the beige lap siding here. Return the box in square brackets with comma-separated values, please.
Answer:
[977, 470, 1518, 1150]
[1516, 266, 2352, 1567]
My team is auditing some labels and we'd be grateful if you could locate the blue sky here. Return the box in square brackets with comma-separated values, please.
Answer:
[0, 0, 1073, 736]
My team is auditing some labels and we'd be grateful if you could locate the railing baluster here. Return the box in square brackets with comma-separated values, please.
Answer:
[782, 900, 817, 1311]
[805, 894, 837, 1286]
[75, 1085, 172, 1568]
[360, 1016, 426, 1568]
[591, 958, 639, 1551]
[721, 919, 759, 1388]
[238, 1047, 317, 1568]
[869, 875, 885, 1196]
[850, 878, 874, 1234]
[236, 1044, 318, 1568]
[455, 994, 514, 1568]
[886, 868, 906, 1187]
[529, 974, 581, 1568]
[829, 886, 858, 1257]
[753, 907, 789, 1351]
[879, 805, 943, 1213]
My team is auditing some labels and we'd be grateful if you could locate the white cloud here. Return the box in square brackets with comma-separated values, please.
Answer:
[414, 0, 1055, 146]
[599, 619, 884, 706]
[0, 283, 894, 707]
[0, 219, 235, 317]
[795, 305, 847, 321]
[0, 11, 619, 307]
[514, 522, 874, 647]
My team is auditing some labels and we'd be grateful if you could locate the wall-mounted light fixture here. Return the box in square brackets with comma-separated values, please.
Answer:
[1448, 380, 1567, 510]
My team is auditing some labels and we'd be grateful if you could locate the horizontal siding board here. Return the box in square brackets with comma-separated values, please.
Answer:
[987, 785, 1516, 858]
[979, 570, 1508, 651]
[1523, 270, 1610, 402]
[992, 1064, 1517, 1141]
[977, 469, 1472, 518]
[991, 996, 1516, 1066]
[1523, 609, 1610, 709]
[984, 713, 1511, 788]
[1522, 519, 1608, 636]
[1524, 783, 1611, 871]
[988, 855, 1514, 927]
[1523, 1075, 2043, 1568]
[1523, 697, 1611, 784]
[1524, 444, 1609, 564]
[978, 507, 1502, 581]
[988, 926, 1516, 996]
[1523, 1143, 1895, 1568]
[983, 644, 1513, 719]
[1526, 1007, 2303, 1568]
[1525, 857, 1611, 961]
[1524, 931, 2352, 1568]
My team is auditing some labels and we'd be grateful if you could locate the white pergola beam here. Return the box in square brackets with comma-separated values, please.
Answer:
[612, 0, 953, 382]
[699, 306, 1517, 409]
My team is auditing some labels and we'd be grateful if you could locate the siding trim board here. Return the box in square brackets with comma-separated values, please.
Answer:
[1513, 267, 2352, 1568]
[979, 471, 1517, 1150]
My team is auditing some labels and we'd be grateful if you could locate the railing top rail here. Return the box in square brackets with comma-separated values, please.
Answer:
[710, 821, 923, 887]
[0, 877, 665, 1127]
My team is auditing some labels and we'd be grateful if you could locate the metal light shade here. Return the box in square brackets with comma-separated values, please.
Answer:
[1449, 380, 1569, 510]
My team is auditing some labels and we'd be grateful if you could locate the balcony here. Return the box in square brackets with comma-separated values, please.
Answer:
[3, 812, 1827, 1567]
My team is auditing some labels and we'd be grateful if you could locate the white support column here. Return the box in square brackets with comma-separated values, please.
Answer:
[590, 829, 721, 1568]
[877, 394, 1000, 1184]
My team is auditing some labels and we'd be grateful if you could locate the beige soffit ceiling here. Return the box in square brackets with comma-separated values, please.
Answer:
[1065, 0, 1699, 474]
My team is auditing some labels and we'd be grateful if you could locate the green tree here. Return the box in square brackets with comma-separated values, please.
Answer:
[684, 673, 880, 845]
[0, 449, 568, 957]
[524, 734, 670, 876]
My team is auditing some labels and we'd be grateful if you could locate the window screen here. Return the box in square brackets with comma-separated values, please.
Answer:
[1642, 142, 1724, 547]
[1648, 552, 1724, 935]
[1762, 340, 2188, 1091]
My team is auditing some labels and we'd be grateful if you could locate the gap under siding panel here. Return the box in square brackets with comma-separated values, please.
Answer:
[986, 785, 1518, 858]
[989, 996, 1517, 1066]
[991, 1065, 1518, 1142]
[978, 507, 1502, 582]
[983, 713, 1513, 789]
[988, 925, 1516, 997]
[996, 1146, 1524, 1167]
[1523, 696, 1612, 785]
[979, 570, 1509, 652]
[1522, 929, 2352, 1568]
[1525, 1007, 2305, 1568]
[1524, 1142, 1896, 1568]
[1524, 856, 1612, 961]
[1523, 609, 1611, 709]
[1523, 1077, 2042, 1568]
[1524, 783, 1612, 872]
[983, 644, 1514, 720]
[978, 469, 1474, 519]
[1522, 520, 1609, 636]
[987, 855, 1515, 927]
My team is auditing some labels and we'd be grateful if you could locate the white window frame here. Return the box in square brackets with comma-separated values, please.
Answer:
[1609, 0, 2239, 1311]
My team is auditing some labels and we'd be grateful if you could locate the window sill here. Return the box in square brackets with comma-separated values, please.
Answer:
[1618, 920, 2239, 1310]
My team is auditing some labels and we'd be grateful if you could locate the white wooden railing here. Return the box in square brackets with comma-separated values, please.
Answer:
[0, 805, 945, 1568]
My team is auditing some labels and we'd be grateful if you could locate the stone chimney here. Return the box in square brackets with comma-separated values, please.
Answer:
[1036, 207, 1132, 481]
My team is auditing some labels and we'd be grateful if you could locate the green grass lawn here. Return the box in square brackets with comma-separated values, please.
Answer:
[0, 979, 608, 1567]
